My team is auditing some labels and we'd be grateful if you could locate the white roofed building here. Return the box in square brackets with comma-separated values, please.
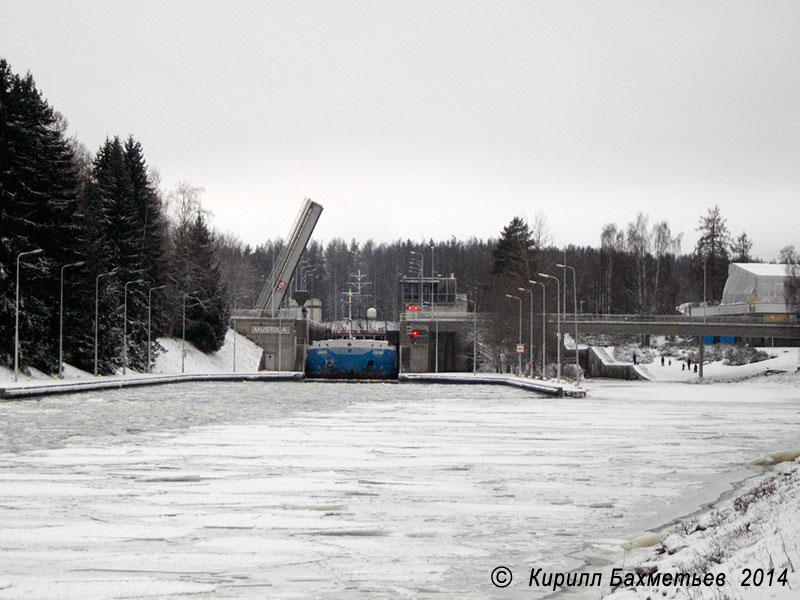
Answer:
[690, 263, 794, 318]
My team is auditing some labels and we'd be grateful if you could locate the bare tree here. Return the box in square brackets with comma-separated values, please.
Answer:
[651, 220, 682, 311]
[731, 232, 753, 262]
[600, 223, 625, 312]
[166, 181, 206, 230]
[530, 210, 553, 250]
[626, 212, 651, 313]
[779, 246, 800, 314]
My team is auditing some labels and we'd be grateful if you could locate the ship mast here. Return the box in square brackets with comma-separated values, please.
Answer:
[346, 289, 354, 339]
[340, 269, 372, 339]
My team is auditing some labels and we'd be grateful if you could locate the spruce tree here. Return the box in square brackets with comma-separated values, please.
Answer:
[123, 136, 168, 368]
[84, 137, 154, 373]
[730, 232, 753, 263]
[183, 213, 228, 353]
[491, 216, 536, 280]
[693, 205, 731, 302]
[0, 59, 83, 372]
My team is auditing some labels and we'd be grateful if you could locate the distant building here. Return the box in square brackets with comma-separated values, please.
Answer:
[690, 263, 793, 318]
[398, 274, 475, 373]
[721, 263, 792, 315]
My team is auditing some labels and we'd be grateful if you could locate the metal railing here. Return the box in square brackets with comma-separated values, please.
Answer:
[564, 313, 797, 325]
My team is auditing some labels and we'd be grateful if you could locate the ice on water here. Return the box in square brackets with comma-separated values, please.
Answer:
[1, 380, 798, 599]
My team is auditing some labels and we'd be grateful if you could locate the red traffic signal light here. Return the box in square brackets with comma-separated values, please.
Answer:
[411, 330, 419, 338]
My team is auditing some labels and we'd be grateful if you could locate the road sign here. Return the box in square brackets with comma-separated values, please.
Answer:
[516, 343, 525, 354]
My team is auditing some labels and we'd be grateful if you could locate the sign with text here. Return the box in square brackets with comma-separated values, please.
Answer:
[251, 325, 291, 335]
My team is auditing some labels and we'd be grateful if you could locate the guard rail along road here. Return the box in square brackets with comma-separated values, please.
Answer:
[553, 312, 800, 339]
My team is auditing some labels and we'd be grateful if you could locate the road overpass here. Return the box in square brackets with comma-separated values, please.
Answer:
[549, 313, 800, 340]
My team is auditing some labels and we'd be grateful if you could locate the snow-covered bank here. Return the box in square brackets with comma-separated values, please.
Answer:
[603, 346, 800, 384]
[150, 328, 263, 375]
[0, 328, 263, 386]
[601, 458, 800, 600]
[565, 366, 800, 600]
[0, 330, 269, 398]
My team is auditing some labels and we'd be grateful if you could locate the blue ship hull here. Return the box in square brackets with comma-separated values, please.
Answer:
[306, 339, 398, 379]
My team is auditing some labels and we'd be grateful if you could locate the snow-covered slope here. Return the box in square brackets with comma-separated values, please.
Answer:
[602, 458, 800, 600]
[150, 329, 262, 375]
[0, 329, 263, 383]
[604, 346, 800, 384]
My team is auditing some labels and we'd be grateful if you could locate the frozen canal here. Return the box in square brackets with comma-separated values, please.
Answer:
[1, 380, 798, 599]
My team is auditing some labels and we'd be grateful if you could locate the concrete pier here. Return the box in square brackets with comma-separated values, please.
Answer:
[0, 372, 304, 400]
[3, 371, 586, 400]
[399, 372, 586, 397]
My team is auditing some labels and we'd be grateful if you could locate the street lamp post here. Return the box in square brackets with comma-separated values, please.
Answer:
[14, 248, 44, 382]
[700, 256, 707, 381]
[556, 263, 581, 385]
[123, 279, 144, 375]
[147, 284, 166, 373]
[518, 287, 534, 377]
[430, 243, 437, 372]
[430, 242, 436, 305]
[232, 317, 237, 373]
[59, 260, 85, 378]
[529, 280, 546, 377]
[182, 291, 201, 374]
[470, 299, 478, 375]
[538, 272, 561, 382]
[505, 293, 523, 376]
[410, 250, 423, 309]
[94, 267, 118, 376]
[231, 290, 237, 373]
[303, 266, 317, 290]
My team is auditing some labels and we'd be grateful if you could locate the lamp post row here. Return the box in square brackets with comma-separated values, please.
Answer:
[517, 282, 547, 380]
[556, 263, 581, 386]
[508, 266, 583, 385]
[537, 272, 561, 383]
[530, 281, 546, 378]
[14, 250, 173, 379]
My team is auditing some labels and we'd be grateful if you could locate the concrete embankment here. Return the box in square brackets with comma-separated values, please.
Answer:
[3, 371, 586, 400]
[0, 372, 304, 400]
[588, 346, 650, 380]
[399, 373, 586, 397]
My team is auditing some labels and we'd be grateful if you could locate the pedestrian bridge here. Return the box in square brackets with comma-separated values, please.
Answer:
[550, 313, 800, 339]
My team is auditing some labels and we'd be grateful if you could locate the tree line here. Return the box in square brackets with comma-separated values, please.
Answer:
[1, 59, 227, 376]
[215, 205, 796, 371]
[218, 204, 791, 321]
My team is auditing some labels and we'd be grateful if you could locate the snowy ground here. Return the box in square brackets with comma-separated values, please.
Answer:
[0, 329, 264, 385]
[613, 346, 800, 384]
[594, 455, 800, 600]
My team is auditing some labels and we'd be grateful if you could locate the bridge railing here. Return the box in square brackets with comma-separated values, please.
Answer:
[563, 313, 797, 325]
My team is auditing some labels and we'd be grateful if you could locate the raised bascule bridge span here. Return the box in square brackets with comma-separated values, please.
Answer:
[553, 313, 800, 340]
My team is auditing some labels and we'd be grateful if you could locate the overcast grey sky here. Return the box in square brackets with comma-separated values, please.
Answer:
[2, 1, 798, 258]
